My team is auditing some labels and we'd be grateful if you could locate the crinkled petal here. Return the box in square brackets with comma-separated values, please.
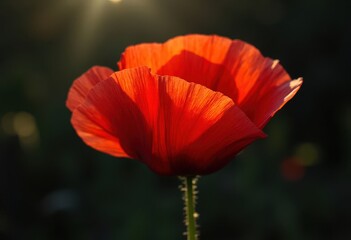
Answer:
[66, 66, 113, 111]
[71, 67, 158, 161]
[71, 66, 265, 175]
[225, 56, 303, 128]
[241, 76, 303, 128]
[118, 34, 302, 128]
[154, 76, 266, 175]
[118, 34, 234, 93]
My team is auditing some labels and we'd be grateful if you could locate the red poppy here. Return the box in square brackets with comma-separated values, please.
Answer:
[66, 34, 302, 176]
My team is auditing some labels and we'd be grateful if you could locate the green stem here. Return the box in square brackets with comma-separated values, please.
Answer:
[180, 176, 199, 240]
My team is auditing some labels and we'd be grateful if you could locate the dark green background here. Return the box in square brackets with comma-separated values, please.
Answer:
[1, 0, 350, 239]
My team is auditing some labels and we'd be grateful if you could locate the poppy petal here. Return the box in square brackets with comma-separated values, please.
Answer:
[118, 34, 234, 92]
[118, 34, 302, 128]
[242, 76, 303, 128]
[71, 66, 265, 175]
[71, 67, 158, 160]
[152, 75, 266, 175]
[223, 56, 303, 128]
[66, 66, 113, 111]
[70, 108, 131, 158]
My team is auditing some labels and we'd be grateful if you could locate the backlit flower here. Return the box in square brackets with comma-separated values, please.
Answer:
[66, 34, 302, 176]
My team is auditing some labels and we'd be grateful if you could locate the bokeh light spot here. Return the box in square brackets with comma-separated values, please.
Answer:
[1, 111, 40, 150]
[13, 112, 37, 138]
[295, 142, 320, 166]
[1, 112, 16, 135]
[281, 158, 305, 181]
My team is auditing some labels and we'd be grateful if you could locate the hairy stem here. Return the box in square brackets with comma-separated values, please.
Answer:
[180, 176, 199, 240]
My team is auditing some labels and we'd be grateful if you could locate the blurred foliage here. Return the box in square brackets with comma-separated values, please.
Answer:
[0, 0, 350, 239]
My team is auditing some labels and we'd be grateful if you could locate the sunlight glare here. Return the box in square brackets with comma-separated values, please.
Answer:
[109, 0, 122, 3]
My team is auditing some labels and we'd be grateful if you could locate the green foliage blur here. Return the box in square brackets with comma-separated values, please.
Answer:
[0, 0, 350, 239]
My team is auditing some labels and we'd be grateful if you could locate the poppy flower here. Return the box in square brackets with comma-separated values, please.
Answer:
[66, 34, 302, 176]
